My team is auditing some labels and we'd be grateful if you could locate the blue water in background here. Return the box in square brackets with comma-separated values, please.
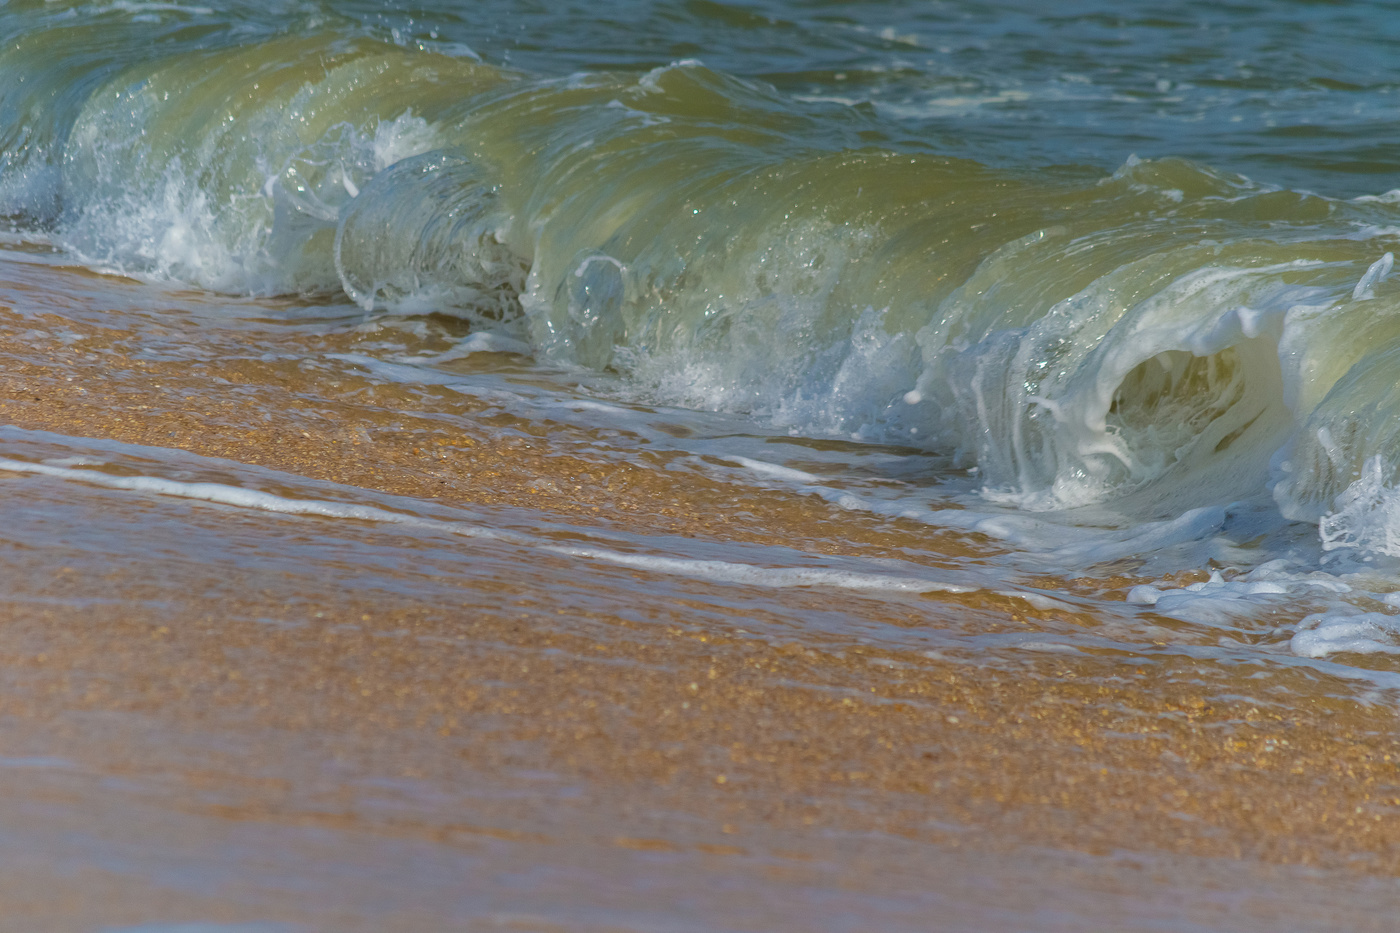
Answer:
[331, 0, 1400, 196]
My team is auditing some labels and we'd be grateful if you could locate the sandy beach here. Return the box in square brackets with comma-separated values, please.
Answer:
[0, 280, 1399, 929]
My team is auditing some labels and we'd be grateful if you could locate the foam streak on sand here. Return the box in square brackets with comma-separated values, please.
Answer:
[4, 445, 1061, 606]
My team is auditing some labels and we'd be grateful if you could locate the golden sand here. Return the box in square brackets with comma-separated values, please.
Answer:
[0, 291, 1398, 925]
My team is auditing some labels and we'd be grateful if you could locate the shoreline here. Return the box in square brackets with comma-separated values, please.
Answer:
[0, 286, 1398, 924]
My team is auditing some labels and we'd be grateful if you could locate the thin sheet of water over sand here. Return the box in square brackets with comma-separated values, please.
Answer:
[0, 253, 1399, 930]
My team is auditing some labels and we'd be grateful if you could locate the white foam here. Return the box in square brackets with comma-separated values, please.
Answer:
[0, 456, 1009, 602]
[1351, 252, 1393, 300]
[720, 456, 821, 483]
[371, 111, 442, 173]
[1117, 546, 1400, 662]
[1127, 569, 1293, 607]
[544, 546, 977, 595]
[632, 302, 923, 449]
[1128, 570, 1304, 626]
[395, 331, 533, 363]
[635, 60, 707, 95]
[0, 456, 506, 537]
[1013, 640, 1081, 654]
[61, 77, 446, 295]
[999, 591, 1077, 611]
[1292, 612, 1400, 658]
[1319, 456, 1400, 556]
[871, 89, 1035, 119]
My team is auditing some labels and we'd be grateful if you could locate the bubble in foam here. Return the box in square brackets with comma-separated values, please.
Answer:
[1292, 611, 1400, 658]
[371, 111, 444, 173]
[1318, 456, 1400, 557]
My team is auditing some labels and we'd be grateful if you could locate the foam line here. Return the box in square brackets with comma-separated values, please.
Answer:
[0, 457, 507, 540]
[0, 457, 997, 601]
[720, 456, 822, 483]
[542, 545, 978, 594]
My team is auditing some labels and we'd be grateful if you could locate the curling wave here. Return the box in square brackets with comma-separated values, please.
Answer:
[6, 3, 1400, 527]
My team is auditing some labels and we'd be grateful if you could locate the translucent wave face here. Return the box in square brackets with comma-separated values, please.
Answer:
[50, 36, 502, 293]
[335, 149, 527, 329]
[10, 8, 1400, 540]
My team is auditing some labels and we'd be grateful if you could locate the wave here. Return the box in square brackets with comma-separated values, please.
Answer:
[7, 9, 1400, 532]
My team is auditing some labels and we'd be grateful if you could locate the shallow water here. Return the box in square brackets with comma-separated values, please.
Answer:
[6, 0, 1400, 928]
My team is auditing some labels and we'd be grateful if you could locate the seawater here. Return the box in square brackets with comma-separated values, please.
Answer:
[7, 0, 1400, 680]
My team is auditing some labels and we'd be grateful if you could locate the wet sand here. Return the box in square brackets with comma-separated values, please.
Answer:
[1, 279, 1400, 928]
